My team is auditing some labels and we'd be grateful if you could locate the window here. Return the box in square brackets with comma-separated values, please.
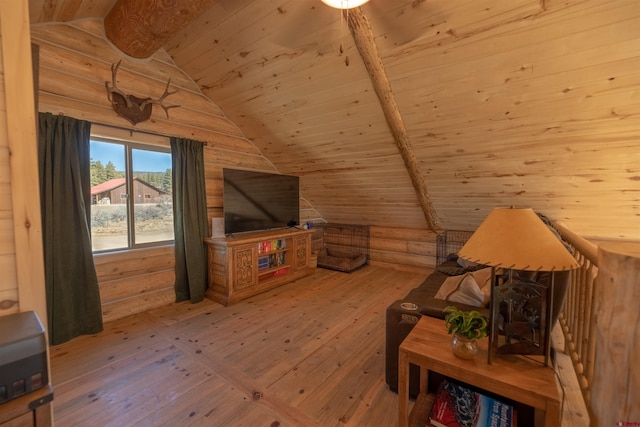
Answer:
[90, 125, 173, 252]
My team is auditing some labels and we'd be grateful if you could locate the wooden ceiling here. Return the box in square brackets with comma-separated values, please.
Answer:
[28, 0, 640, 240]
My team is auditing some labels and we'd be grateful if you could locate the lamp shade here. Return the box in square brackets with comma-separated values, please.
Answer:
[320, 0, 370, 9]
[458, 207, 579, 271]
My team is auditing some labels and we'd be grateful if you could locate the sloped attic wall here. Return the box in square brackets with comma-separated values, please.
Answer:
[166, 0, 640, 241]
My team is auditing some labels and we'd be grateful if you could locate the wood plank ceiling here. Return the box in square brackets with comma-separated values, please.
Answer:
[28, 0, 640, 240]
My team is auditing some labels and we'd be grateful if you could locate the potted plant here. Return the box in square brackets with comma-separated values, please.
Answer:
[443, 306, 488, 359]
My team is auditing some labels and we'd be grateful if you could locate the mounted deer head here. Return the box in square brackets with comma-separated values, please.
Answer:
[105, 60, 180, 125]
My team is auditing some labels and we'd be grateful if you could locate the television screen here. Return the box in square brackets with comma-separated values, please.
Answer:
[223, 168, 300, 235]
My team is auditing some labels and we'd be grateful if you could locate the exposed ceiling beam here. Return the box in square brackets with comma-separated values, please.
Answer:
[346, 7, 439, 230]
[104, 0, 216, 59]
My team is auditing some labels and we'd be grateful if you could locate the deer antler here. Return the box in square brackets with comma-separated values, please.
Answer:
[140, 78, 180, 118]
[105, 60, 181, 125]
[105, 60, 132, 108]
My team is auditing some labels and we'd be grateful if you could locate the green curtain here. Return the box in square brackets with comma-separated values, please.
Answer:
[38, 112, 103, 345]
[171, 137, 209, 303]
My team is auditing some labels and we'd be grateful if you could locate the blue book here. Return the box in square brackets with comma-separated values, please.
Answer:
[429, 380, 517, 427]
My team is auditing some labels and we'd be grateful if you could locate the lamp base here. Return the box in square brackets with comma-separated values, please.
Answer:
[488, 271, 553, 366]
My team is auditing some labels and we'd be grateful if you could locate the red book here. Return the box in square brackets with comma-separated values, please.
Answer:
[428, 380, 516, 427]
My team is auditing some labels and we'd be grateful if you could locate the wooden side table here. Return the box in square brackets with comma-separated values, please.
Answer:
[398, 316, 560, 427]
[0, 385, 53, 427]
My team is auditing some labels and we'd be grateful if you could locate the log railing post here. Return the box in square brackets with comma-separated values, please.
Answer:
[591, 242, 640, 426]
[553, 221, 598, 416]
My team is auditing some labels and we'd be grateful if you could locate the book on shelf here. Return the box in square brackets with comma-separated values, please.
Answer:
[428, 379, 517, 427]
[258, 239, 287, 254]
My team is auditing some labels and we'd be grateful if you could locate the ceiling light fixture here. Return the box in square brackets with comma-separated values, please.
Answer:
[320, 0, 369, 9]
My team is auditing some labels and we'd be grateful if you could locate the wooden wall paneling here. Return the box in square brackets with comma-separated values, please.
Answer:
[369, 251, 432, 273]
[369, 226, 437, 272]
[165, 0, 299, 78]
[94, 246, 175, 321]
[35, 56, 225, 122]
[38, 92, 248, 148]
[31, 23, 184, 79]
[316, 223, 436, 272]
[300, 198, 324, 224]
[202, 134, 263, 155]
[101, 288, 175, 323]
[204, 148, 274, 169]
[94, 246, 174, 282]
[385, 0, 638, 240]
[99, 270, 175, 304]
[31, 22, 254, 143]
[29, 0, 118, 24]
[36, 64, 242, 137]
[1, 0, 47, 325]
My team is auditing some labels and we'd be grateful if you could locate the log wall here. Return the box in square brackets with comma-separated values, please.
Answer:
[370, 226, 437, 274]
[0, 0, 47, 325]
[30, 19, 324, 321]
[94, 246, 175, 323]
[310, 223, 437, 274]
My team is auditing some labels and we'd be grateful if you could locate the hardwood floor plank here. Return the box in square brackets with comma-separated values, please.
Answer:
[138, 310, 325, 427]
[50, 265, 427, 426]
[50, 314, 167, 385]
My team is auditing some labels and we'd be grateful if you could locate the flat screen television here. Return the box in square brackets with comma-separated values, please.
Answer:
[223, 168, 300, 235]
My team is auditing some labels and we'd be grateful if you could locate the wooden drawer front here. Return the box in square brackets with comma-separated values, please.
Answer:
[295, 236, 308, 268]
[232, 246, 256, 290]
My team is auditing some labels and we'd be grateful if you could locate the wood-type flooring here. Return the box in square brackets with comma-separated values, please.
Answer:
[50, 265, 424, 426]
[49, 264, 586, 426]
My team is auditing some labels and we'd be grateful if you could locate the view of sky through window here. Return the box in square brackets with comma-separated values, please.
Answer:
[91, 140, 172, 172]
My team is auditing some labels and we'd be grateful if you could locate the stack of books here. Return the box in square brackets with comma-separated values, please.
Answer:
[428, 380, 517, 427]
[257, 239, 286, 254]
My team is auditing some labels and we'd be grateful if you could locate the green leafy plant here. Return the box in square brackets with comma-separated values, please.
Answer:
[443, 306, 488, 340]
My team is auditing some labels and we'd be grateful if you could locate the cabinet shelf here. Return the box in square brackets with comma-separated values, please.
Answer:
[205, 228, 315, 306]
[258, 264, 291, 275]
[258, 248, 288, 256]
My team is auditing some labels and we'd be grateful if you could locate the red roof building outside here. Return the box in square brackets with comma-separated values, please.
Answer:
[91, 177, 169, 205]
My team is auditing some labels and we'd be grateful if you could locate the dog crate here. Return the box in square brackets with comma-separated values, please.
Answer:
[435, 230, 474, 266]
[316, 223, 370, 272]
[323, 223, 370, 260]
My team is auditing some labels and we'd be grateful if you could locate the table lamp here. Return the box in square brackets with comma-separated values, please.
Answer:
[458, 207, 579, 365]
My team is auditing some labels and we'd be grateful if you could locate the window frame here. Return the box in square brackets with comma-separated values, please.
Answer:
[90, 124, 174, 254]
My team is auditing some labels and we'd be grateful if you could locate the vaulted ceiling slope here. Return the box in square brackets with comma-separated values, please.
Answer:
[29, 0, 640, 240]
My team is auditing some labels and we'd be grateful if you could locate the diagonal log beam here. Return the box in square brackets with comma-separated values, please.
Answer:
[346, 7, 438, 230]
[104, 0, 216, 59]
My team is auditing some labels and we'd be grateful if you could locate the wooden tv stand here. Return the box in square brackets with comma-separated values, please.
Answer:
[204, 228, 315, 305]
